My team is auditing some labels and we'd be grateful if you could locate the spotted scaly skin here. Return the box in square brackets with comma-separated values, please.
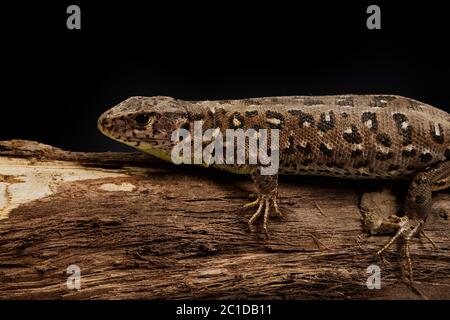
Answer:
[98, 95, 450, 282]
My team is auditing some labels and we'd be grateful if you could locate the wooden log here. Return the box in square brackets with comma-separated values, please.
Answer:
[0, 139, 449, 299]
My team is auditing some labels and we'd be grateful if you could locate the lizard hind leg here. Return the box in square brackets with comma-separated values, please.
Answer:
[377, 160, 450, 283]
[244, 169, 281, 234]
[376, 215, 425, 283]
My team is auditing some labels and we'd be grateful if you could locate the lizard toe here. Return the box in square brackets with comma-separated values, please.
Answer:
[246, 194, 282, 232]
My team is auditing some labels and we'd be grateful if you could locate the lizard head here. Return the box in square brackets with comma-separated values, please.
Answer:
[98, 96, 190, 160]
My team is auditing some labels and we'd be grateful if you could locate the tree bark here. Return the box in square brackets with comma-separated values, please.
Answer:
[0, 139, 449, 299]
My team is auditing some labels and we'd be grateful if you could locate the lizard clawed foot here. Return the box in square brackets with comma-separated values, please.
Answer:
[376, 216, 437, 284]
[243, 194, 282, 235]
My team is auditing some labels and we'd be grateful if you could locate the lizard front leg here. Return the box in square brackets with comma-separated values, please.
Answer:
[377, 161, 450, 282]
[244, 168, 281, 234]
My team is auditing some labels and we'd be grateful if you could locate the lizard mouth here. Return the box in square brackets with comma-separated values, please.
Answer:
[97, 113, 112, 135]
[97, 117, 168, 145]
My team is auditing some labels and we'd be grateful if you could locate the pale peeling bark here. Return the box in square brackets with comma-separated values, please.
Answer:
[0, 140, 449, 299]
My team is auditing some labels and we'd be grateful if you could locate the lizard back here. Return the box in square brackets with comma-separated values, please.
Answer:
[189, 95, 450, 179]
[99, 94, 450, 179]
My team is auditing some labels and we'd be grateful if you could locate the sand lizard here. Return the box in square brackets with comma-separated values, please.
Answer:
[98, 94, 450, 281]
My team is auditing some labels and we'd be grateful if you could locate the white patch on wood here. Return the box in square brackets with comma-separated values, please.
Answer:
[232, 117, 241, 127]
[325, 113, 331, 122]
[0, 158, 128, 220]
[352, 144, 364, 151]
[303, 121, 311, 127]
[99, 183, 136, 192]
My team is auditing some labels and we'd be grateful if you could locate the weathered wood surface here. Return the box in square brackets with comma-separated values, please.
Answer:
[0, 139, 449, 299]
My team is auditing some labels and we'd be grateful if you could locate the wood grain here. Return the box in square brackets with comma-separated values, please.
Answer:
[0, 140, 449, 299]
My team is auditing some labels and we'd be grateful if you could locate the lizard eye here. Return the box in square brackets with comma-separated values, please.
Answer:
[135, 113, 151, 126]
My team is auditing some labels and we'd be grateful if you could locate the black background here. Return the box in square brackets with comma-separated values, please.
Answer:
[2, 1, 450, 152]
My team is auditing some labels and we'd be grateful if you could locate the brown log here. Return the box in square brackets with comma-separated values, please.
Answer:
[0, 139, 449, 299]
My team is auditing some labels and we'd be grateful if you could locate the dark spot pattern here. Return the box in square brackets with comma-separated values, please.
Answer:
[319, 143, 333, 156]
[351, 149, 363, 158]
[341, 112, 348, 118]
[212, 108, 226, 127]
[376, 151, 394, 161]
[303, 98, 324, 106]
[434, 180, 447, 187]
[353, 160, 369, 168]
[245, 110, 258, 117]
[163, 111, 187, 119]
[376, 133, 392, 147]
[301, 159, 314, 166]
[228, 112, 245, 129]
[414, 177, 429, 185]
[402, 149, 417, 157]
[415, 195, 426, 204]
[393, 113, 413, 146]
[445, 148, 450, 160]
[430, 123, 444, 144]
[241, 98, 261, 105]
[402, 128, 414, 145]
[298, 142, 313, 155]
[284, 136, 296, 155]
[370, 95, 396, 108]
[326, 161, 336, 167]
[269, 97, 281, 103]
[188, 112, 205, 121]
[335, 97, 354, 106]
[343, 125, 362, 144]
[288, 110, 315, 127]
[252, 123, 263, 130]
[388, 164, 400, 171]
[265, 111, 285, 129]
[420, 152, 433, 163]
[317, 111, 336, 132]
[284, 137, 313, 157]
[361, 112, 378, 132]
[392, 113, 407, 123]
[407, 99, 423, 111]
